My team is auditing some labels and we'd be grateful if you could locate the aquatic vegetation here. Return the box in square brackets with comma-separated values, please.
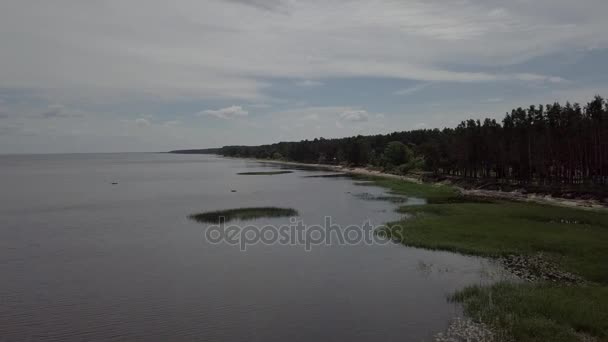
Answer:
[386, 201, 608, 283]
[237, 171, 293, 175]
[452, 283, 608, 342]
[352, 192, 410, 203]
[353, 175, 459, 204]
[303, 173, 349, 178]
[189, 207, 298, 223]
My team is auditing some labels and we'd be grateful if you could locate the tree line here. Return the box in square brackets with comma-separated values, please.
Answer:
[210, 96, 608, 185]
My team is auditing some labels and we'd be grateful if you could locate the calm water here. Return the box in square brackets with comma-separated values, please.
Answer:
[0, 153, 507, 341]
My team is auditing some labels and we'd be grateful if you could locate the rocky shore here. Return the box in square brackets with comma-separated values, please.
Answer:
[434, 317, 503, 342]
[499, 253, 585, 285]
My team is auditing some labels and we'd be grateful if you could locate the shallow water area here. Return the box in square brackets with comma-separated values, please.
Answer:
[0, 153, 511, 341]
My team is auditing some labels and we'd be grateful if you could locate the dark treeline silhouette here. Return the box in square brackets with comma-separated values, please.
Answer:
[169, 148, 220, 154]
[205, 96, 608, 185]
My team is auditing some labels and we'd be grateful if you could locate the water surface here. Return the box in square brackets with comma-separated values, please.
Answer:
[0, 153, 508, 341]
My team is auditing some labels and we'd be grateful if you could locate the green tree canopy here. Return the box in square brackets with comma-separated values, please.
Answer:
[383, 141, 412, 166]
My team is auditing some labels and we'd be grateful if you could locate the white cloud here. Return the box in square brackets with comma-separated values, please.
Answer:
[249, 103, 273, 109]
[265, 105, 388, 141]
[200, 105, 249, 119]
[339, 109, 369, 122]
[394, 83, 432, 96]
[0, 123, 24, 135]
[40, 104, 66, 119]
[135, 118, 151, 127]
[1, 0, 607, 153]
[273, 106, 383, 126]
[295, 80, 324, 87]
[301, 113, 320, 121]
[163, 120, 181, 126]
[488, 8, 508, 18]
[1, 0, 598, 103]
[36, 104, 86, 119]
[273, 106, 348, 118]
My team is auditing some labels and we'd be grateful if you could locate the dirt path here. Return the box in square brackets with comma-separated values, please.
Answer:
[461, 188, 607, 211]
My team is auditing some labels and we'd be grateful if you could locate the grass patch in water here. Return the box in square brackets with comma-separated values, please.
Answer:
[189, 207, 298, 223]
[354, 175, 459, 203]
[237, 171, 293, 175]
[353, 192, 410, 203]
[303, 173, 349, 178]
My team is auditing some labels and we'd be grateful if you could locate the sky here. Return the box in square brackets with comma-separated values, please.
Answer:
[1, 0, 608, 153]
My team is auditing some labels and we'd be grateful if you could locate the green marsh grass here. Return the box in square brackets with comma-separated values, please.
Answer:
[366, 176, 608, 340]
[354, 175, 459, 203]
[387, 201, 608, 283]
[353, 192, 410, 203]
[237, 171, 294, 175]
[303, 173, 349, 178]
[189, 207, 298, 223]
[453, 283, 608, 342]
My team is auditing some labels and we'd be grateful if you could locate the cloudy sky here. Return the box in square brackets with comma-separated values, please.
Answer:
[1, 0, 607, 153]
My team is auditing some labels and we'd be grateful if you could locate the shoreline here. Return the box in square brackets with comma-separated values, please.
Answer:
[224, 154, 608, 340]
[237, 157, 607, 211]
